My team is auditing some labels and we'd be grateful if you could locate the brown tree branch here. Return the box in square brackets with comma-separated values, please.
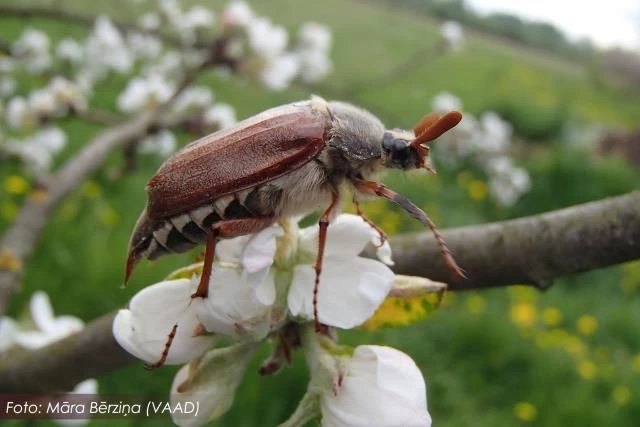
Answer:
[0, 192, 638, 392]
[387, 191, 640, 290]
[0, 312, 133, 393]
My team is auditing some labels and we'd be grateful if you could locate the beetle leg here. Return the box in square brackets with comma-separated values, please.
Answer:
[313, 191, 340, 332]
[191, 217, 275, 299]
[352, 192, 387, 247]
[144, 324, 178, 370]
[352, 178, 466, 280]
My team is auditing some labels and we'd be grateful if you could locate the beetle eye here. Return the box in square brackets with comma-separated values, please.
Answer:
[394, 139, 408, 151]
[382, 133, 395, 151]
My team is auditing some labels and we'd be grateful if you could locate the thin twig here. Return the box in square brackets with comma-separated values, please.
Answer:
[0, 192, 638, 392]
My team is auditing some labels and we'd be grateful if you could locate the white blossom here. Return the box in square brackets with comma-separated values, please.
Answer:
[479, 111, 512, 153]
[260, 54, 300, 91]
[170, 342, 259, 427]
[138, 129, 177, 157]
[321, 345, 431, 427]
[117, 74, 175, 113]
[299, 22, 332, 52]
[0, 317, 18, 353]
[84, 16, 133, 77]
[159, 0, 182, 21]
[297, 49, 333, 83]
[112, 279, 216, 365]
[440, 21, 465, 52]
[222, 1, 255, 27]
[0, 293, 98, 425]
[486, 157, 531, 207]
[193, 225, 284, 340]
[430, 92, 531, 206]
[431, 91, 462, 114]
[288, 215, 394, 329]
[248, 17, 288, 58]
[12, 27, 52, 74]
[12, 291, 84, 349]
[48, 76, 87, 112]
[171, 86, 214, 116]
[126, 32, 163, 60]
[56, 38, 84, 64]
[146, 51, 183, 78]
[182, 6, 216, 31]
[5, 96, 36, 130]
[32, 126, 67, 153]
[139, 12, 161, 30]
[4, 126, 67, 173]
[28, 88, 59, 117]
[73, 71, 97, 97]
[203, 103, 236, 129]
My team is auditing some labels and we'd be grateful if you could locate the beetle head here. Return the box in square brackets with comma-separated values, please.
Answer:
[382, 111, 462, 173]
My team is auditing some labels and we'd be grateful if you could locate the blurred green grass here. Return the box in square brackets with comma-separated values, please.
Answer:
[1, 0, 640, 426]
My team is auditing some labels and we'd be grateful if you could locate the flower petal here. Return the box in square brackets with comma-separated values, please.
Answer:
[13, 330, 54, 349]
[288, 257, 394, 329]
[321, 345, 430, 427]
[72, 378, 98, 394]
[195, 268, 274, 340]
[299, 214, 374, 258]
[171, 342, 259, 427]
[241, 224, 283, 273]
[112, 279, 215, 364]
[0, 317, 18, 352]
[29, 291, 56, 333]
[373, 238, 394, 266]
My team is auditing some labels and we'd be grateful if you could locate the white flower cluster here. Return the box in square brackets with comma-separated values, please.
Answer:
[158, 0, 216, 45]
[432, 92, 531, 206]
[2, 1, 332, 170]
[221, 1, 333, 90]
[11, 28, 52, 74]
[4, 77, 86, 131]
[0, 291, 98, 426]
[439, 21, 465, 52]
[2, 126, 67, 174]
[113, 214, 432, 426]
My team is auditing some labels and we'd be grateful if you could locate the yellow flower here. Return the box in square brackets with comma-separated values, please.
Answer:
[467, 180, 487, 201]
[534, 331, 555, 349]
[542, 307, 562, 327]
[99, 207, 120, 227]
[0, 249, 22, 272]
[632, 353, 640, 373]
[577, 360, 597, 380]
[513, 402, 537, 422]
[508, 286, 538, 303]
[563, 335, 586, 358]
[81, 180, 102, 199]
[4, 175, 29, 195]
[510, 303, 537, 328]
[465, 295, 486, 314]
[576, 315, 598, 336]
[612, 386, 631, 406]
[1, 202, 18, 221]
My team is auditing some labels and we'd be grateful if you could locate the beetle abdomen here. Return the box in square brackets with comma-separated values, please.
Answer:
[126, 184, 284, 280]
